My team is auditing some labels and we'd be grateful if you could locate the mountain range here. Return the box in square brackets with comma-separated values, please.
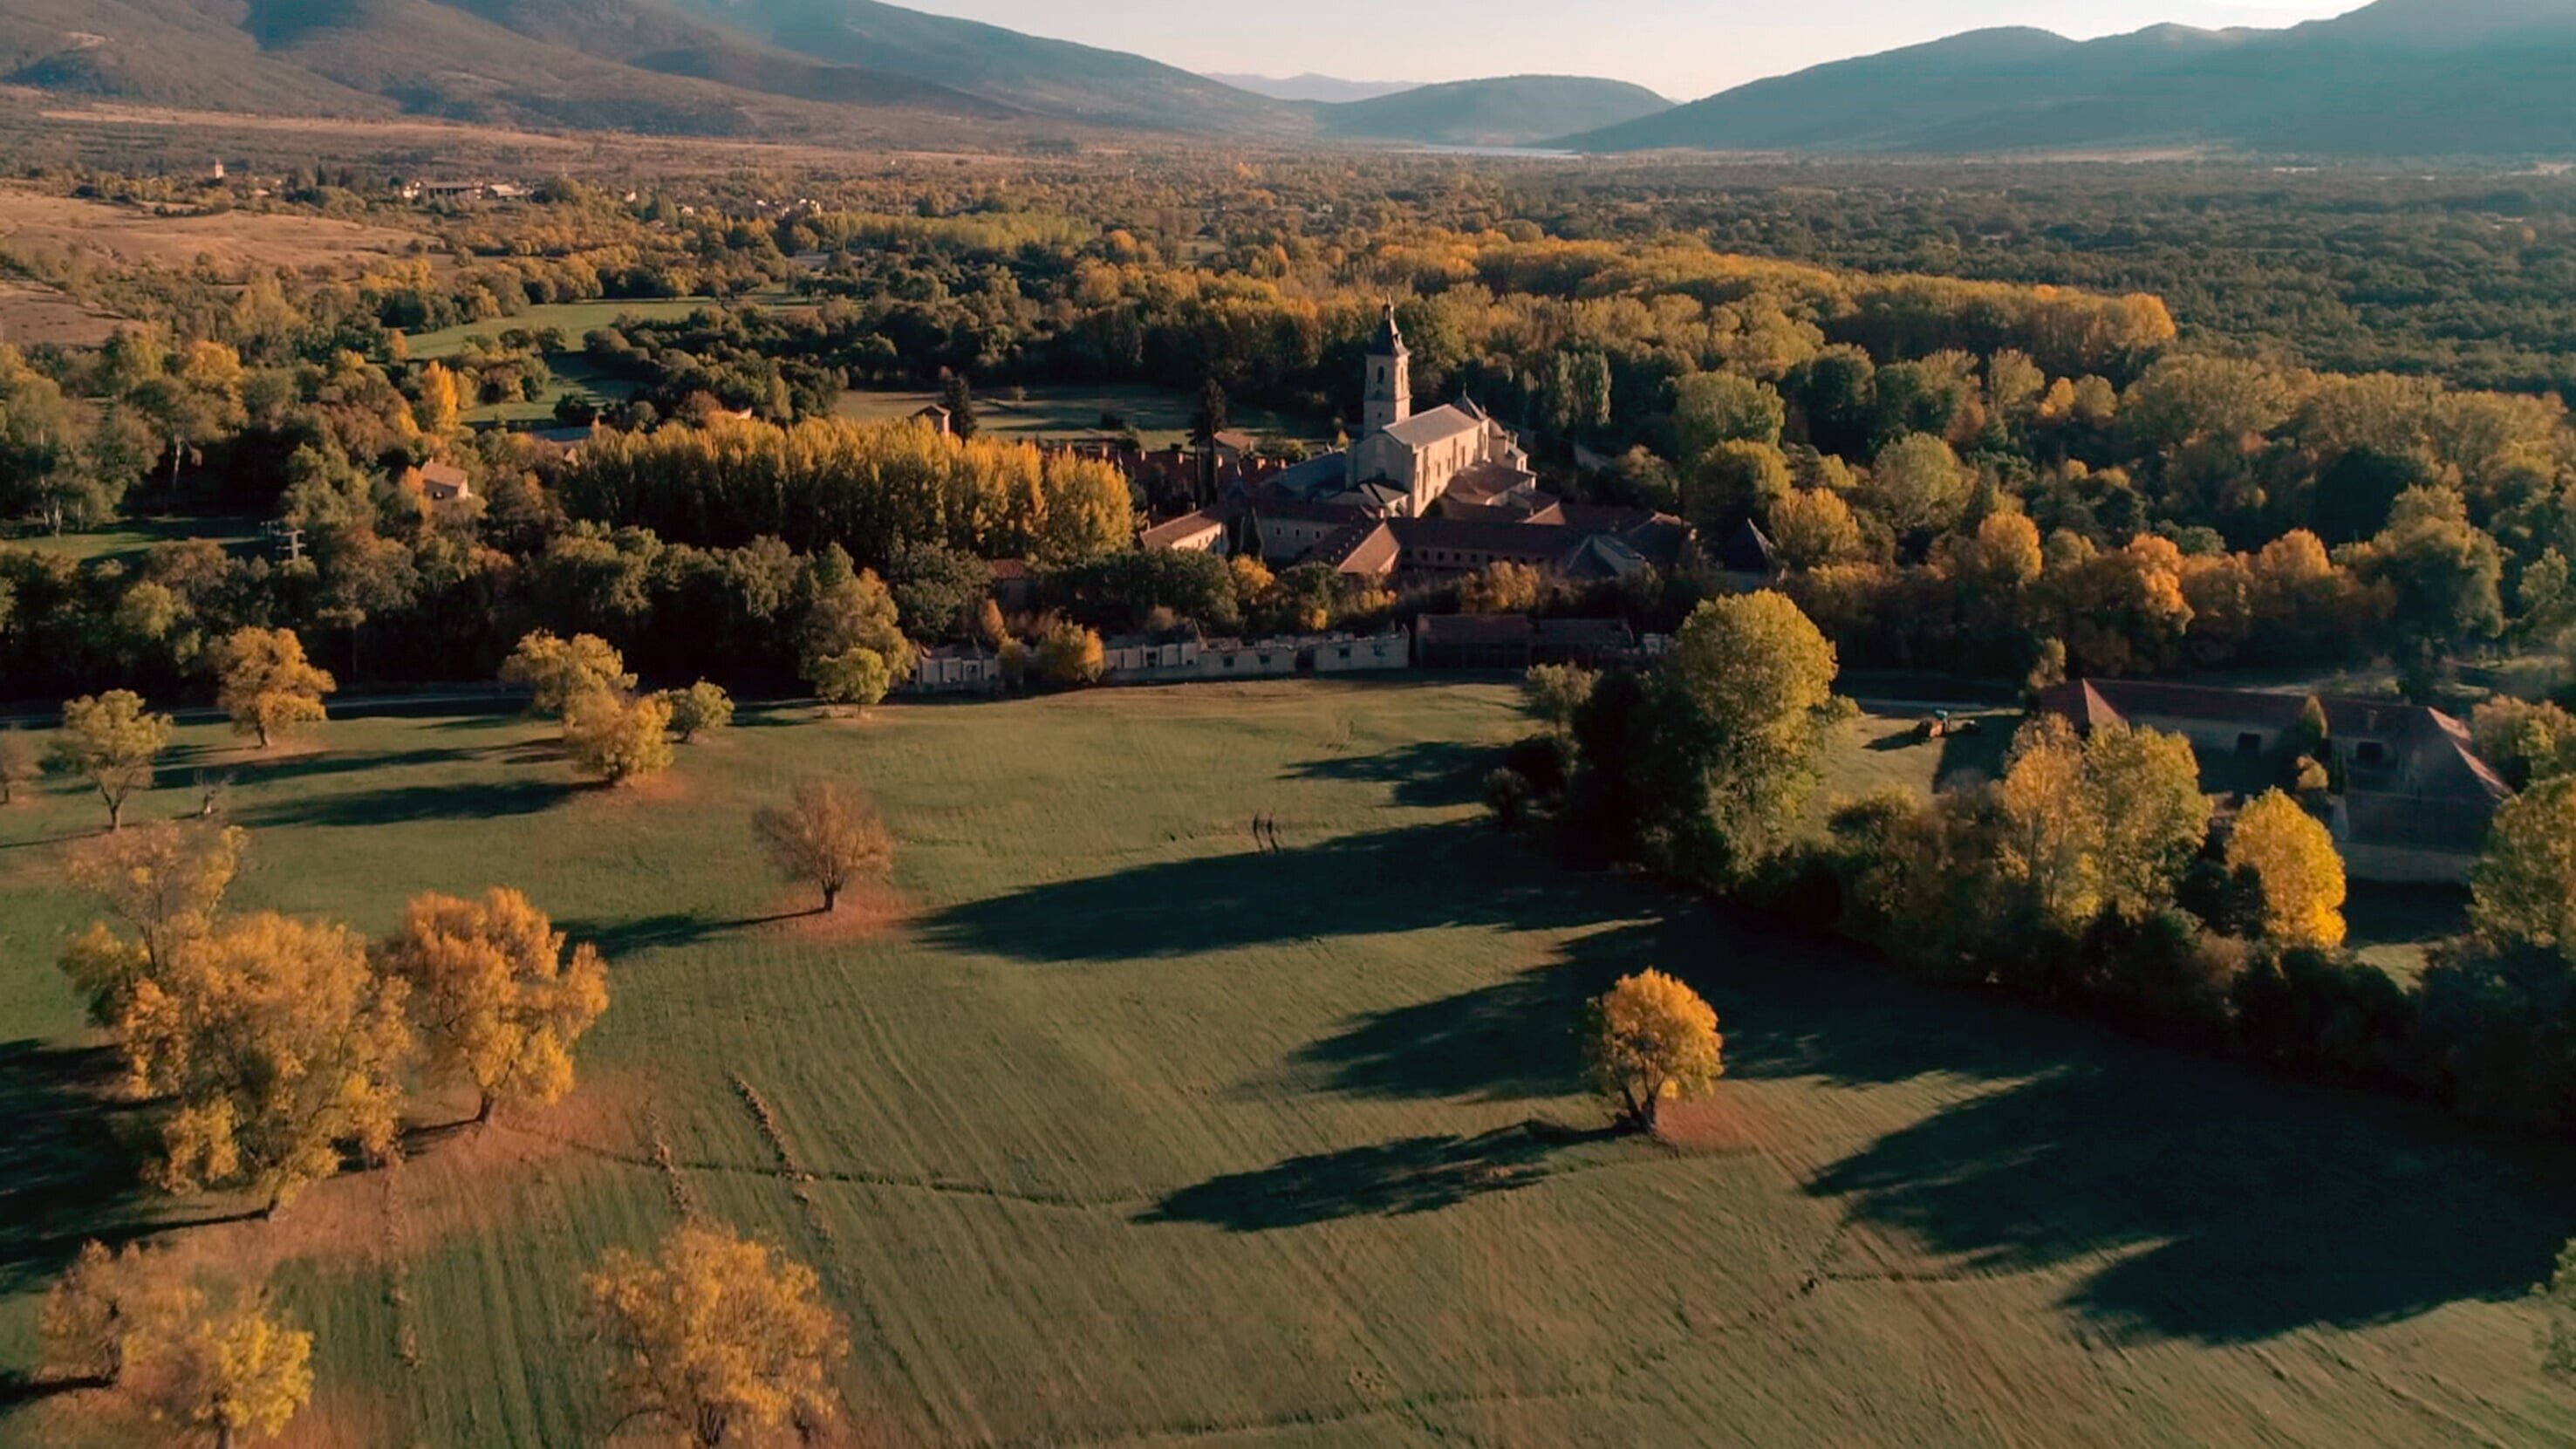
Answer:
[0, 0, 1661, 146]
[2, 0, 2568, 156]
[1206, 73, 1422, 106]
[1561, 0, 2576, 154]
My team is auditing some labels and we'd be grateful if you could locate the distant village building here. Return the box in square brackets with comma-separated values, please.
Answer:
[1138, 510, 1228, 554]
[2037, 679, 2510, 885]
[405, 461, 473, 504]
[912, 404, 953, 437]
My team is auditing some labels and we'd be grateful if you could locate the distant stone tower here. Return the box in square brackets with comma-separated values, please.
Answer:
[1363, 302, 1411, 439]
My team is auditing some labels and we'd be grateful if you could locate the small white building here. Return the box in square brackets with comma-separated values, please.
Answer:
[906, 647, 1004, 695]
[1307, 631, 1410, 673]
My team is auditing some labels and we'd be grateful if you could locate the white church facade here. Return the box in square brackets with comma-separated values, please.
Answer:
[1268, 304, 1537, 516]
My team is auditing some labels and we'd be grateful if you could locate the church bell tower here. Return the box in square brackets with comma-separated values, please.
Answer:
[1363, 302, 1411, 439]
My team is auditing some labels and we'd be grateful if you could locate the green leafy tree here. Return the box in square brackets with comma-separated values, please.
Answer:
[1664, 591, 1842, 874]
[662, 681, 735, 742]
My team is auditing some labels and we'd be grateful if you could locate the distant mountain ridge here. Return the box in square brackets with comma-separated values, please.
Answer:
[1209, 73, 1422, 105]
[1561, 0, 2576, 155]
[1317, 76, 1671, 148]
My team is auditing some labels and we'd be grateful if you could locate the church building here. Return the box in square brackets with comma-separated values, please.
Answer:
[1267, 304, 1536, 516]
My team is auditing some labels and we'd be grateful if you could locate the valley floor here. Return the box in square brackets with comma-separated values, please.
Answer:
[0, 681, 2567, 1446]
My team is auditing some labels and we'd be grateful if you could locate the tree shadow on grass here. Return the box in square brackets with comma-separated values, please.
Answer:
[1279, 740, 1498, 807]
[1137, 1121, 1627, 1232]
[917, 820, 1609, 964]
[1292, 895, 2576, 1345]
[1808, 1056, 2576, 1344]
[235, 778, 577, 828]
[162, 744, 499, 789]
[0, 1042, 258, 1296]
[557, 910, 812, 961]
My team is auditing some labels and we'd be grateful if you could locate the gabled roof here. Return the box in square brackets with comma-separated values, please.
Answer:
[1312, 521, 1403, 577]
[1140, 509, 1227, 549]
[1379, 404, 1486, 450]
[1556, 533, 1652, 582]
[2036, 679, 2510, 811]
[1720, 520, 1777, 574]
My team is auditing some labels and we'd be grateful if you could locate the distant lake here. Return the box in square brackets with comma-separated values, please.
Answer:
[1407, 145, 1579, 160]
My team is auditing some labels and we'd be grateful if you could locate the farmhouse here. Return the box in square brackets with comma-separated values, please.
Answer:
[404, 461, 473, 503]
[2038, 679, 2509, 884]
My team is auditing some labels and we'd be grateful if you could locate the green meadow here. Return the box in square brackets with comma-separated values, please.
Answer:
[1, 680, 2569, 1446]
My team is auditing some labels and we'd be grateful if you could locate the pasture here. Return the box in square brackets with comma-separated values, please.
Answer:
[400, 299, 733, 362]
[839, 383, 1329, 451]
[1, 680, 2571, 1446]
[0, 184, 428, 277]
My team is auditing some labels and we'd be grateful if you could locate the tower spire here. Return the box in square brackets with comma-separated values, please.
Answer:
[1363, 300, 1411, 438]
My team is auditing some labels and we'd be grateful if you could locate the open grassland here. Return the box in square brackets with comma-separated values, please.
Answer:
[2, 681, 2572, 1446]
[839, 383, 1329, 450]
[0, 277, 125, 347]
[1, 515, 263, 566]
[0, 182, 428, 276]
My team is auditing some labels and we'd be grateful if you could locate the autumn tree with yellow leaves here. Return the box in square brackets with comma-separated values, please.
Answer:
[118, 912, 413, 1213]
[564, 687, 675, 785]
[587, 1222, 849, 1448]
[1993, 715, 2210, 934]
[378, 887, 610, 1124]
[41, 1241, 313, 1448]
[51, 690, 174, 830]
[1585, 970, 1725, 1132]
[211, 627, 337, 749]
[63, 822, 249, 989]
[2225, 790, 2348, 949]
[500, 631, 636, 721]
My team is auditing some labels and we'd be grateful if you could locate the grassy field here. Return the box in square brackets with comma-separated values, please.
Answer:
[2, 516, 264, 564]
[401, 299, 726, 362]
[3, 681, 2572, 1446]
[839, 383, 1329, 450]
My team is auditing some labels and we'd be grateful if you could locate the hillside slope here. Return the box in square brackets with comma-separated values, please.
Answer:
[1561, 0, 2576, 155]
[0, 0, 1005, 134]
[666, 0, 1297, 133]
[1315, 75, 1670, 148]
[0, 0, 1277, 136]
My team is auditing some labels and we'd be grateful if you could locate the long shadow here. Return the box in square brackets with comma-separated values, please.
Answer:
[1280, 740, 1496, 807]
[161, 745, 493, 789]
[557, 910, 809, 961]
[918, 820, 1610, 965]
[1138, 1122, 1626, 1232]
[0, 1042, 152, 1294]
[1291, 890, 2576, 1344]
[235, 778, 577, 829]
[1810, 1056, 2576, 1343]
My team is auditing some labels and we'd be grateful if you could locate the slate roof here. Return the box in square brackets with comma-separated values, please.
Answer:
[1369, 303, 1407, 356]
[2037, 678, 2509, 855]
[1379, 404, 1488, 450]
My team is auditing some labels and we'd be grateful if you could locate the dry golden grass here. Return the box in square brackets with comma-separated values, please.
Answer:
[0, 277, 123, 346]
[0, 182, 429, 276]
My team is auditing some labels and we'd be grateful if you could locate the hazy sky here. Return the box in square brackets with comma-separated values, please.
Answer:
[890, 0, 2373, 100]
